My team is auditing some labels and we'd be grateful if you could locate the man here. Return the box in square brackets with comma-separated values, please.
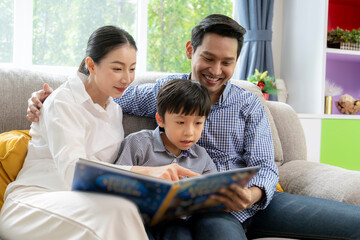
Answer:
[27, 14, 360, 239]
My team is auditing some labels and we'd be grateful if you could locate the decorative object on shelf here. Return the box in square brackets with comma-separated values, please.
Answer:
[324, 96, 333, 114]
[324, 80, 343, 114]
[327, 27, 360, 50]
[340, 42, 360, 51]
[335, 94, 360, 115]
[248, 69, 277, 100]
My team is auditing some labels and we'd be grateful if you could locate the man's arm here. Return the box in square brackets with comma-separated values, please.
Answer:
[27, 83, 53, 122]
[115, 74, 188, 117]
[114, 83, 159, 118]
[211, 185, 264, 212]
[212, 95, 278, 212]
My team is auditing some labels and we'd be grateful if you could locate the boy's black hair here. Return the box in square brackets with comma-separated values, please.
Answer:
[191, 14, 246, 59]
[157, 79, 211, 120]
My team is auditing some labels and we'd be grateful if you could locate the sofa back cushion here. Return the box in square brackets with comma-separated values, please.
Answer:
[123, 114, 157, 137]
[0, 67, 67, 133]
[0, 68, 284, 164]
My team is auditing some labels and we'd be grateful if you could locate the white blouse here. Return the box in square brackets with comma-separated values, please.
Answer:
[6, 72, 126, 196]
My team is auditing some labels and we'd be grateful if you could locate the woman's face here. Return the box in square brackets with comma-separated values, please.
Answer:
[91, 44, 137, 99]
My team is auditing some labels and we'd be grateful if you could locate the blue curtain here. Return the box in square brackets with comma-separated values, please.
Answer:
[234, 0, 276, 99]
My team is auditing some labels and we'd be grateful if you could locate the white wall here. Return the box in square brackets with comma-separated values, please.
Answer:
[272, 0, 283, 79]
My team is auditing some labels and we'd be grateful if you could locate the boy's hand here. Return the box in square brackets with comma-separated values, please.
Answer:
[211, 185, 263, 212]
[131, 164, 200, 181]
[26, 83, 53, 122]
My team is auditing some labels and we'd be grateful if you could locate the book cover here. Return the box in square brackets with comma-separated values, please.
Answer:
[71, 158, 260, 225]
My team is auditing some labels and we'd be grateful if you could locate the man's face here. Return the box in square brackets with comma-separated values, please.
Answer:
[186, 33, 238, 102]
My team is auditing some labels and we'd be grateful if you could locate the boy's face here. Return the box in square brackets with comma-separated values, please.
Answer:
[156, 112, 206, 156]
[186, 33, 238, 102]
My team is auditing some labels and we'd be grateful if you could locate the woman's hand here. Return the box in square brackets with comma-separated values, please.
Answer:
[26, 83, 53, 122]
[211, 185, 264, 212]
[131, 164, 200, 181]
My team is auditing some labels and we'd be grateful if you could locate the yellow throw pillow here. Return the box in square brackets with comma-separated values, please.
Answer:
[0, 130, 31, 211]
[276, 182, 284, 192]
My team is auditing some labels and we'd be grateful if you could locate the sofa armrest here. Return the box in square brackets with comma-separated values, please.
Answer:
[266, 101, 307, 163]
[279, 160, 360, 206]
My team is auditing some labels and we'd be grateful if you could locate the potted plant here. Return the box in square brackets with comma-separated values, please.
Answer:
[327, 27, 360, 50]
[248, 69, 277, 100]
[327, 27, 345, 48]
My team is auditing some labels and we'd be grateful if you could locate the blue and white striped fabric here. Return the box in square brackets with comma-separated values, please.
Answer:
[114, 73, 279, 223]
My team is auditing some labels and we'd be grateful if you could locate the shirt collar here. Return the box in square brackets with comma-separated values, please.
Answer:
[69, 71, 111, 111]
[152, 126, 198, 158]
[217, 81, 231, 105]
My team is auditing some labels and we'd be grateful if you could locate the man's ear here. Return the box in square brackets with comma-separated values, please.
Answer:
[155, 113, 165, 127]
[85, 57, 95, 74]
[185, 41, 193, 60]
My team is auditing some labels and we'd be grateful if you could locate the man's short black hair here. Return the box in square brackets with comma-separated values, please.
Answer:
[157, 79, 211, 119]
[191, 14, 246, 59]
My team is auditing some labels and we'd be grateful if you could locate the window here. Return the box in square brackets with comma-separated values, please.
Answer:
[0, 0, 14, 63]
[32, 0, 137, 67]
[147, 0, 232, 73]
[1, 0, 232, 73]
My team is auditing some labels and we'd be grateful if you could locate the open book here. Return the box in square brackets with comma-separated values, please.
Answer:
[71, 158, 260, 225]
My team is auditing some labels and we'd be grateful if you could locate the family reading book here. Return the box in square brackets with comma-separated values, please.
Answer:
[71, 158, 260, 225]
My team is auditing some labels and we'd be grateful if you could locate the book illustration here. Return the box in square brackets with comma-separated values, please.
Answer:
[156, 168, 258, 223]
[72, 158, 260, 225]
[72, 160, 172, 217]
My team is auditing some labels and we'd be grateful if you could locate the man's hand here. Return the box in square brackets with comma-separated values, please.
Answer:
[131, 164, 200, 181]
[26, 83, 53, 122]
[211, 185, 263, 212]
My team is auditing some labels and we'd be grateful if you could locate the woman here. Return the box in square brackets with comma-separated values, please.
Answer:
[0, 25, 193, 240]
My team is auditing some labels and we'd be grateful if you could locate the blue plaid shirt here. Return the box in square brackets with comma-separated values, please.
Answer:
[114, 73, 279, 223]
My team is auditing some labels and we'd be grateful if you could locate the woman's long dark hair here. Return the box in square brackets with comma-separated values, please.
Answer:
[78, 25, 137, 75]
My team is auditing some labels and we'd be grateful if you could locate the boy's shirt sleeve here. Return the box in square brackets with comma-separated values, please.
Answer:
[201, 149, 218, 175]
[116, 134, 143, 166]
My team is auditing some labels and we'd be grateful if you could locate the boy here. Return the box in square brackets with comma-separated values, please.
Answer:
[116, 78, 218, 239]
[116, 78, 217, 175]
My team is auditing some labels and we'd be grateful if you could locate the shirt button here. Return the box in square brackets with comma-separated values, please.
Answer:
[173, 159, 177, 163]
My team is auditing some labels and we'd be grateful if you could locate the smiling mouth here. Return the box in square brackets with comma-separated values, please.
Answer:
[114, 87, 126, 92]
[204, 74, 221, 83]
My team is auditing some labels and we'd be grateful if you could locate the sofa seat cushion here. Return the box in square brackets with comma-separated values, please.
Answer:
[0, 130, 31, 210]
[279, 160, 360, 206]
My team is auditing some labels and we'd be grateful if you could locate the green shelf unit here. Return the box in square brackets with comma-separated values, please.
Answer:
[320, 119, 360, 170]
